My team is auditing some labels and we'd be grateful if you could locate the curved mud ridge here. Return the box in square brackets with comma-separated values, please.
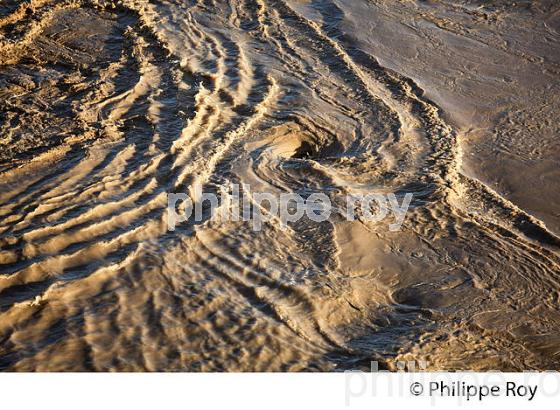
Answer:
[0, 0, 559, 371]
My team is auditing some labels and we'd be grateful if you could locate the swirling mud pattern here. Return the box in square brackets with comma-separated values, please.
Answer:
[1, 0, 559, 371]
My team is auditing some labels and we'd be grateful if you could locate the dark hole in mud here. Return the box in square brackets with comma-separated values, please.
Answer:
[291, 140, 317, 159]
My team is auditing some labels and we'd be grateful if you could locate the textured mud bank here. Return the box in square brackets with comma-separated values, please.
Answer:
[0, 0, 559, 371]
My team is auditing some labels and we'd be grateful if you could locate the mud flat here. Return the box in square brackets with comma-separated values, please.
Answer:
[0, 0, 559, 371]
[337, 0, 560, 234]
